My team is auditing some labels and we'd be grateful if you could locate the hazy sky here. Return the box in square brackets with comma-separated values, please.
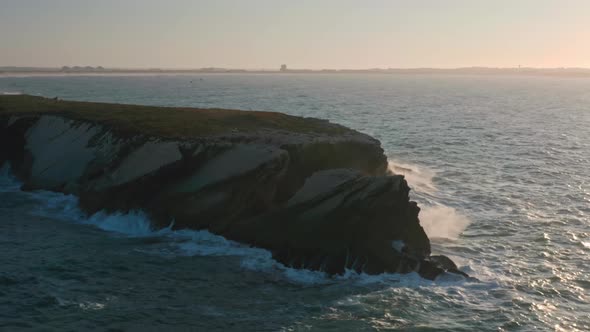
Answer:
[1, 0, 589, 69]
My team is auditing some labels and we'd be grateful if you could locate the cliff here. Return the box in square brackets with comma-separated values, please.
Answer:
[0, 95, 466, 279]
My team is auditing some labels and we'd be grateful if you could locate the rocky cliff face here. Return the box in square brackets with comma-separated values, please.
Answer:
[0, 96, 466, 279]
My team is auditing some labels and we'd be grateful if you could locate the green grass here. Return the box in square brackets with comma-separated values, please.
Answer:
[0, 95, 352, 138]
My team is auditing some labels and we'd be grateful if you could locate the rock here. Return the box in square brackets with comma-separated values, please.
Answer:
[428, 255, 469, 277]
[0, 95, 467, 280]
[24, 116, 104, 190]
[94, 140, 182, 189]
[225, 172, 432, 276]
[171, 145, 287, 194]
[287, 169, 360, 206]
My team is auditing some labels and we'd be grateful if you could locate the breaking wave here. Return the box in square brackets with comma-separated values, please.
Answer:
[388, 160, 437, 194]
[22, 188, 332, 283]
[420, 205, 471, 240]
[387, 159, 471, 240]
[0, 163, 469, 285]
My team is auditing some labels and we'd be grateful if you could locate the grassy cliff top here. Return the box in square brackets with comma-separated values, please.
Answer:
[0, 95, 352, 138]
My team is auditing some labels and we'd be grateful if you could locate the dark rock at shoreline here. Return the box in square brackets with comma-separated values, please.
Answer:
[0, 95, 467, 280]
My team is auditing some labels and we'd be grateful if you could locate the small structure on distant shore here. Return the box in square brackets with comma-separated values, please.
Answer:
[61, 66, 105, 72]
[280, 64, 287, 72]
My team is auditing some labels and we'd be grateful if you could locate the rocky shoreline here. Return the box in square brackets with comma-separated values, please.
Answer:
[0, 95, 466, 279]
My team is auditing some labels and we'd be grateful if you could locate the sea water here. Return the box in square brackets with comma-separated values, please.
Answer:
[1, 74, 589, 331]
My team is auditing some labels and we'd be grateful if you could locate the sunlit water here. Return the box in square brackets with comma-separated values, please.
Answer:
[1, 74, 589, 331]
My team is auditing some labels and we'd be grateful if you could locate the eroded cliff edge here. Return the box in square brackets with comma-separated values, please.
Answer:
[0, 95, 466, 279]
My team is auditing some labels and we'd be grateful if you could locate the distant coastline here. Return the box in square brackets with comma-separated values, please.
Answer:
[2, 66, 590, 77]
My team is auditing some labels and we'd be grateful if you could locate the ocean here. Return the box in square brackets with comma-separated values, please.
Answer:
[1, 74, 589, 331]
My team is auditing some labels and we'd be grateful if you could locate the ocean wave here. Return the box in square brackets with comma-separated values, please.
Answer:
[1, 163, 470, 285]
[0, 167, 331, 284]
[387, 159, 437, 194]
[387, 159, 470, 240]
[420, 205, 471, 240]
[22, 188, 330, 283]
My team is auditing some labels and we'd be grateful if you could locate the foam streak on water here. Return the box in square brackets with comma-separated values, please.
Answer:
[2, 165, 444, 286]
[24, 185, 330, 283]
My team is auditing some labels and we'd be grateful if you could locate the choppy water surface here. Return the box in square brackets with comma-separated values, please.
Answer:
[1, 74, 589, 331]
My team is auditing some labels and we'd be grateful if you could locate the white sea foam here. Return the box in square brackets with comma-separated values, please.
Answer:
[28, 191, 84, 222]
[387, 160, 437, 194]
[0, 164, 21, 192]
[0, 163, 469, 285]
[84, 210, 156, 236]
[25, 191, 465, 284]
[0, 176, 328, 283]
[420, 205, 471, 240]
[166, 229, 331, 284]
[168, 229, 468, 285]
[387, 159, 470, 240]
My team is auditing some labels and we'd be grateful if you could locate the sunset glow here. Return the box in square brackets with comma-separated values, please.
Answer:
[2, 0, 590, 69]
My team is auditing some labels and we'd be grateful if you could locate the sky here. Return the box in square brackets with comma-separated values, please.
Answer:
[1, 0, 589, 69]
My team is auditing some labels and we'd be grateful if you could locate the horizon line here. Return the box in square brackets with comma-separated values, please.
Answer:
[3, 66, 590, 71]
